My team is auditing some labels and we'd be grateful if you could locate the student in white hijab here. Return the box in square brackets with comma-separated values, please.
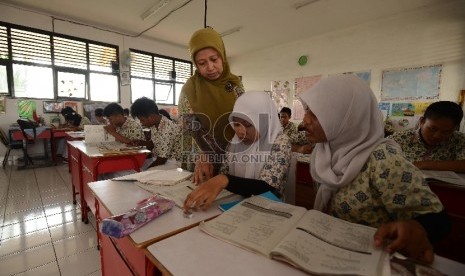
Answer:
[184, 91, 291, 210]
[299, 74, 449, 264]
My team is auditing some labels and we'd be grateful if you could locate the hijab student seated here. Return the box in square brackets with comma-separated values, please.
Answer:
[388, 101, 465, 173]
[299, 75, 449, 264]
[183, 91, 291, 211]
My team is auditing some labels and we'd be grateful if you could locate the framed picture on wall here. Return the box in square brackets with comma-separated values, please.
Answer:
[43, 101, 64, 113]
[121, 71, 130, 86]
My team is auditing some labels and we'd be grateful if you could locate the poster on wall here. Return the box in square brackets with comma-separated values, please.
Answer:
[64, 101, 78, 112]
[412, 101, 432, 116]
[271, 80, 292, 111]
[292, 99, 305, 121]
[18, 100, 36, 119]
[391, 103, 415, 117]
[378, 102, 391, 121]
[381, 64, 442, 101]
[43, 101, 64, 113]
[294, 75, 322, 97]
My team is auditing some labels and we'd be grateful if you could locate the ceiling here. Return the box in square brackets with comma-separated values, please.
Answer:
[0, 0, 451, 58]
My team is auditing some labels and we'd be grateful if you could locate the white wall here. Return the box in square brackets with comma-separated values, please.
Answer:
[231, 0, 465, 103]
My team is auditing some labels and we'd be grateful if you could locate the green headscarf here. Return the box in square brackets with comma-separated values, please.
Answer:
[182, 27, 242, 145]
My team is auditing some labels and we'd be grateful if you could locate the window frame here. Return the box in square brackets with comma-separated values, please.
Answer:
[0, 21, 120, 101]
[129, 48, 192, 106]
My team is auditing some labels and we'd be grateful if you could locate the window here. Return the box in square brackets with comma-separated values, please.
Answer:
[0, 65, 7, 94]
[129, 49, 192, 105]
[0, 22, 119, 100]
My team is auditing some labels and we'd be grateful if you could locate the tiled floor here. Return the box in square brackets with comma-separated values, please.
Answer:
[0, 163, 101, 276]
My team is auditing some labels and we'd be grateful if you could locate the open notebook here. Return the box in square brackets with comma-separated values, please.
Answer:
[422, 170, 465, 186]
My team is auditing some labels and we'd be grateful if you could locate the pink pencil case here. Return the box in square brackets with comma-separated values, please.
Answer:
[101, 195, 175, 238]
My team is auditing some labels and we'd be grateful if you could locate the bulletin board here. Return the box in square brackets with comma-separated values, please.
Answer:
[293, 75, 322, 120]
[271, 80, 292, 112]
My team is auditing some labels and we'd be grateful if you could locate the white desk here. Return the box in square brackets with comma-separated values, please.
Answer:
[88, 178, 241, 276]
[146, 226, 465, 276]
[145, 226, 309, 276]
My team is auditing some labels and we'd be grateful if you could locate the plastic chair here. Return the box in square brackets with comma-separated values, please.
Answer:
[0, 128, 24, 168]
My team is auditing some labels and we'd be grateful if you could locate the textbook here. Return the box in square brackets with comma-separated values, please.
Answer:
[200, 196, 388, 276]
[422, 170, 465, 186]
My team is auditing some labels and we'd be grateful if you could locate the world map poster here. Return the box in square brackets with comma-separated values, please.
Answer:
[381, 64, 441, 101]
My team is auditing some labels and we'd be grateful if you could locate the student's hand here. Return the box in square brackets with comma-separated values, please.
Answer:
[104, 124, 117, 134]
[183, 174, 229, 211]
[193, 157, 214, 184]
[374, 220, 434, 264]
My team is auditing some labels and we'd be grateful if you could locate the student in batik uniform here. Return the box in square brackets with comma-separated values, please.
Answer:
[94, 108, 108, 125]
[184, 92, 291, 210]
[279, 107, 313, 153]
[299, 75, 449, 264]
[103, 103, 144, 144]
[131, 97, 181, 168]
[388, 101, 465, 173]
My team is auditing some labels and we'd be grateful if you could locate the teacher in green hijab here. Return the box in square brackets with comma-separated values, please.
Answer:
[178, 27, 244, 183]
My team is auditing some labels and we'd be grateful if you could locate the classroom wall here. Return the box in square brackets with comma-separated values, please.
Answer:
[230, 0, 465, 104]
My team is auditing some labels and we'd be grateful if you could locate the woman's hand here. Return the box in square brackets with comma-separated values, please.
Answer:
[183, 174, 228, 211]
[374, 220, 434, 264]
[193, 156, 214, 184]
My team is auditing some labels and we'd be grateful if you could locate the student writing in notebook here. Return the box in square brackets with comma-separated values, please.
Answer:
[299, 75, 450, 264]
[103, 103, 144, 144]
[130, 97, 182, 168]
[388, 101, 465, 173]
[183, 92, 291, 211]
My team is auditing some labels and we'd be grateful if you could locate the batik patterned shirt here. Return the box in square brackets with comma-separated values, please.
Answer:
[150, 116, 181, 160]
[388, 128, 465, 162]
[326, 142, 444, 228]
[283, 121, 308, 145]
[116, 117, 144, 140]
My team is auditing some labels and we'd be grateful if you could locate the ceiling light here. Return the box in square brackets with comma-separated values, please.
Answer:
[294, 0, 320, 10]
[220, 26, 242, 37]
[141, 0, 171, 20]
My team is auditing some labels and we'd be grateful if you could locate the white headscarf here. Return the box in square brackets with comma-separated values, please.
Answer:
[299, 75, 393, 212]
[227, 91, 282, 179]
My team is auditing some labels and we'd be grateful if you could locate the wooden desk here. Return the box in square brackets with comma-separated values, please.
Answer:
[426, 176, 465, 264]
[88, 179, 240, 276]
[145, 226, 465, 276]
[68, 140, 149, 223]
[288, 152, 315, 209]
